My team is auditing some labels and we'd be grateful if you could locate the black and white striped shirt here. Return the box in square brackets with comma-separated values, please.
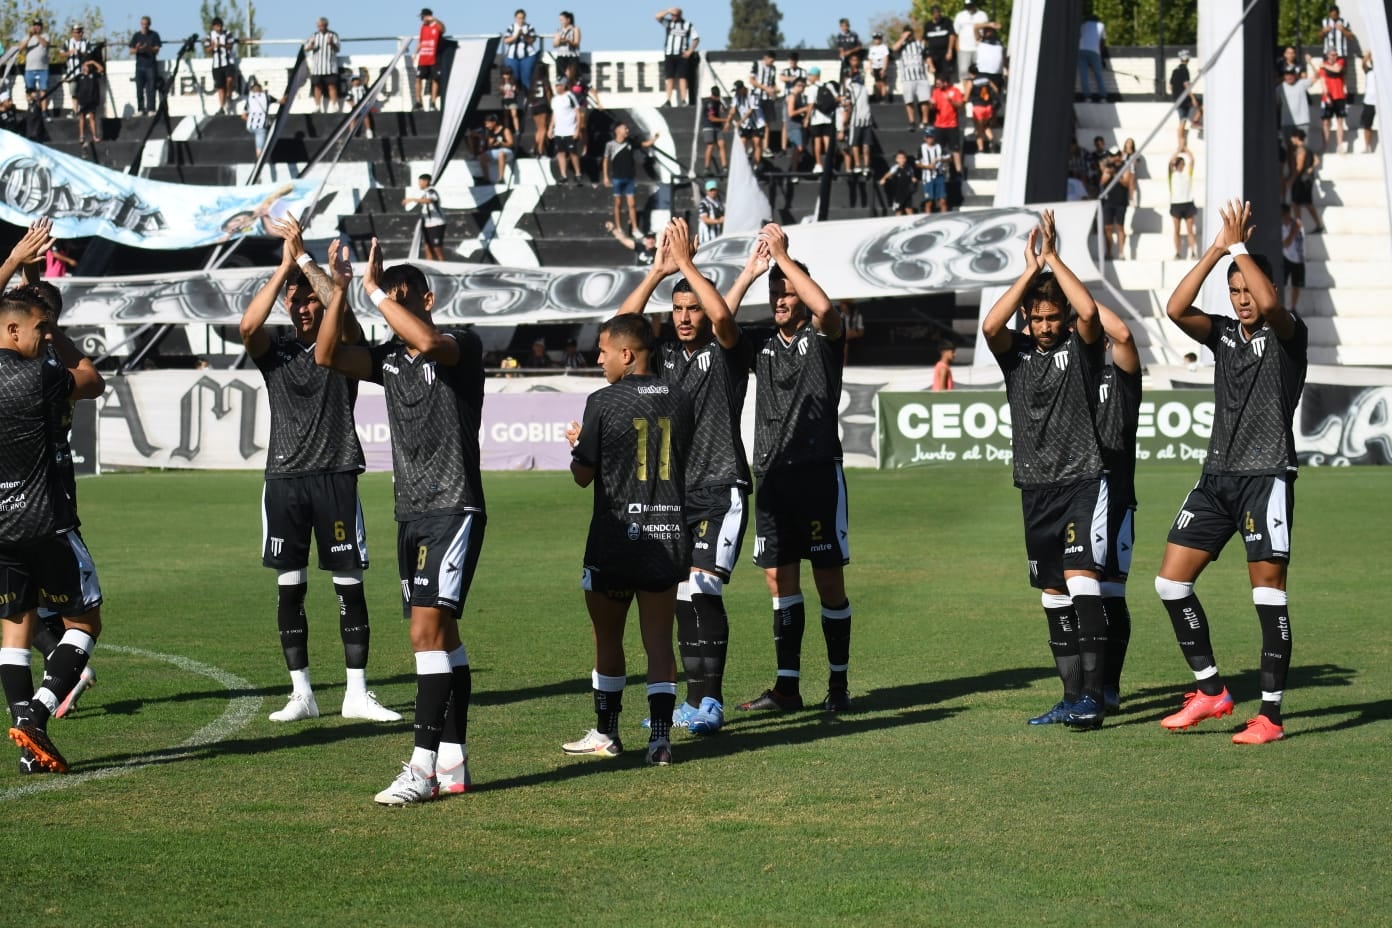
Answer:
[63, 37, 88, 79]
[503, 21, 538, 59]
[244, 90, 269, 130]
[749, 59, 776, 101]
[897, 39, 928, 83]
[207, 31, 237, 69]
[663, 17, 696, 56]
[781, 65, 807, 96]
[554, 24, 578, 60]
[697, 194, 724, 244]
[1322, 16, 1350, 57]
[306, 30, 339, 76]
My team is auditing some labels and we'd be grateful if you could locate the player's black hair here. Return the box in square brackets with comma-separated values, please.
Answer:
[380, 263, 431, 302]
[599, 313, 655, 353]
[1227, 253, 1274, 283]
[0, 289, 44, 320]
[20, 281, 62, 320]
[671, 276, 714, 296]
[1024, 274, 1074, 322]
[768, 257, 809, 287]
[283, 269, 311, 294]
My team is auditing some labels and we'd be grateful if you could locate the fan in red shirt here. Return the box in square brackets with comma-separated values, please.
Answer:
[1318, 49, 1348, 152]
[930, 73, 965, 174]
[416, 8, 447, 110]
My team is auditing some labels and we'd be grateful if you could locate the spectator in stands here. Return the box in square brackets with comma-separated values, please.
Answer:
[924, 6, 956, 82]
[974, 25, 1006, 94]
[603, 122, 659, 234]
[1360, 52, 1377, 153]
[1183, 351, 1200, 372]
[1066, 169, 1089, 201]
[730, 80, 766, 166]
[1286, 128, 1324, 234]
[403, 173, 448, 260]
[918, 127, 949, 212]
[953, 1, 989, 87]
[697, 179, 724, 244]
[1171, 50, 1200, 147]
[605, 221, 658, 265]
[522, 338, 556, 368]
[1277, 63, 1312, 148]
[932, 341, 955, 390]
[562, 337, 588, 369]
[24, 88, 47, 142]
[499, 67, 522, 138]
[840, 300, 865, 364]
[503, 9, 540, 93]
[1077, 12, 1107, 102]
[1085, 134, 1106, 195]
[1280, 202, 1305, 311]
[867, 32, 890, 102]
[243, 77, 271, 158]
[656, 7, 698, 107]
[879, 150, 919, 215]
[22, 21, 50, 106]
[563, 60, 599, 157]
[130, 16, 162, 116]
[205, 17, 241, 116]
[930, 71, 965, 175]
[967, 65, 999, 153]
[345, 75, 377, 138]
[1067, 139, 1087, 181]
[304, 18, 341, 113]
[62, 24, 89, 99]
[785, 77, 810, 172]
[835, 18, 864, 82]
[73, 58, 103, 146]
[1099, 145, 1132, 260]
[476, 113, 515, 186]
[0, 92, 19, 134]
[528, 61, 552, 157]
[806, 67, 838, 172]
[1316, 50, 1348, 153]
[416, 9, 446, 110]
[843, 74, 872, 174]
[699, 85, 729, 176]
[750, 50, 780, 155]
[1321, 6, 1354, 59]
[552, 11, 581, 78]
[44, 242, 76, 279]
[1121, 137, 1141, 194]
[779, 52, 807, 150]
[893, 25, 932, 132]
[548, 75, 582, 184]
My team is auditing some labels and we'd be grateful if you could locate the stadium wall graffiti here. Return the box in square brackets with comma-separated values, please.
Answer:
[94, 374, 1392, 473]
[0, 133, 316, 249]
[58, 206, 1099, 327]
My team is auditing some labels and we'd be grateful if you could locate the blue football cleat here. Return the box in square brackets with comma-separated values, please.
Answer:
[687, 697, 725, 735]
[1028, 699, 1074, 725]
[1064, 694, 1105, 731]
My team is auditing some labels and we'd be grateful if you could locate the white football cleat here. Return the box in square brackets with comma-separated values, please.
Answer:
[374, 763, 438, 806]
[437, 757, 471, 795]
[268, 691, 320, 722]
[561, 729, 623, 757]
[341, 690, 402, 722]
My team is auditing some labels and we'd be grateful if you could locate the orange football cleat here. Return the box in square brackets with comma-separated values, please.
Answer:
[1160, 687, 1234, 730]
[1232, 715, 1285, 745]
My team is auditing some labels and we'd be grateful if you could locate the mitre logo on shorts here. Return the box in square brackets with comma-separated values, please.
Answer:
[330, 543, 353, 552]
[1174, 509, 1195, 530]
[269, 537, 285, 556]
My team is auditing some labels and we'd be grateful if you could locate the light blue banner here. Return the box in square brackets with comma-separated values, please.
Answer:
[0, 131, 317, 249]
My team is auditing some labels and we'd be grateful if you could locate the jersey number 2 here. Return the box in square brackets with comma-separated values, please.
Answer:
[632, 417, 673, 481]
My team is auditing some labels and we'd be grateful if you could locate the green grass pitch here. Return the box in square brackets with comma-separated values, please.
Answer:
[4, 465, 1390, 925]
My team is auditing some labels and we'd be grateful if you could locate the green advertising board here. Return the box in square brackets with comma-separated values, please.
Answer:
[877, 391, 1217, 469]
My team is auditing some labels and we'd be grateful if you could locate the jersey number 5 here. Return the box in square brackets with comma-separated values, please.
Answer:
[632, 416, 673, 482]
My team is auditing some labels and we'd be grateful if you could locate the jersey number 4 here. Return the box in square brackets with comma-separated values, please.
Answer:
[633, 417, 673, 482]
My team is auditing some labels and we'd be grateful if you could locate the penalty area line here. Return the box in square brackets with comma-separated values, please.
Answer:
[0, 644, 262, 802]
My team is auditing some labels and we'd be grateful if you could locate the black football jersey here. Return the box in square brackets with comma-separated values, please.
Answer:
[573, 374, 694, 580]
[369, 330, 487, 521]
[43, 343, 78, 516]
[1096, 363, 1142, 507]
[996, 329, 1106, 488]
[0, 348, 76, 542]
[752, 321, 844, 475]
[656, 335, 753, 489]
[254, 334, 365, 478]
[1201, 313, 1308, 475]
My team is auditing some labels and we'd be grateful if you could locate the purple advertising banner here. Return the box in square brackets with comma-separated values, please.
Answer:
[354, 391, 587, 473]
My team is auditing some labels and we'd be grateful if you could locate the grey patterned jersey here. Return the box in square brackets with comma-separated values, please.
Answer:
[573, 374, 694, 579]
[1201, 313, 1308, 475]
[752, 321, 844, 475]
[253, 334, 365, 478]
[995, 329, 1106, 488]
[43, 343, 78, 515]
[1096, 363, 1142, 507]
[656, 335, 753, 489]
[0, 348, 76, 542]
[368, 330, 486, 521]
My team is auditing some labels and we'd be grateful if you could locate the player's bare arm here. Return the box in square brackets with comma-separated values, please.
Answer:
[672, 218, 738, 348]
[363, 238, 460, 365]
[1167, 198, 1254, 343]
[48, 326, 104, 401]
[982, 226, 1044, 354]
[618, 224, 681, 316]
[1038, 208, 1099, 344]
[722, 236, 771, 315]
[761, 223, 839, 337]
[1097, 302, 1139, 375]
[239, 233, 296, 359]
[314, 241, 375, 380]
[272, 217, 365, 344]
